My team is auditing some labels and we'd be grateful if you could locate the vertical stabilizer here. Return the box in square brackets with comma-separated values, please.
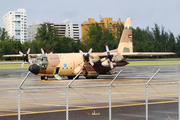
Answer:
[117, 18, 133, 53]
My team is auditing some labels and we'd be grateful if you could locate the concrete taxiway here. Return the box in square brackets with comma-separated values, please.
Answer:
[0, 64, 180, 120]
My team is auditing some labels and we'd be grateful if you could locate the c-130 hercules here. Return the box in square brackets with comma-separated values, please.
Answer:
[3, 18, 175, 80]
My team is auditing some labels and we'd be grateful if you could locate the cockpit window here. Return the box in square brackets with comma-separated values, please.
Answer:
[42, 57, 48, 62]
[36, 58, 42, 61]
[36, 57, 48, 62]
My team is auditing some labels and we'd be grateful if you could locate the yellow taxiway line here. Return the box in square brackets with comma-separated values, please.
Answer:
[0, 93, 178, 107]
[0, 100, 178, 117]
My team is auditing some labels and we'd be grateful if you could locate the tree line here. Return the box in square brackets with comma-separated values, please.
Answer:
[0, 22, 179, 60]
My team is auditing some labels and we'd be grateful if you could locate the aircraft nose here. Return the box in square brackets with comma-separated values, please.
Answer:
[29, 64, 40, 75]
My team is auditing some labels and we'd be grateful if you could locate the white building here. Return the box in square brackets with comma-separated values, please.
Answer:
[2, 8, 27, 44]
[51, 22, 80, 40]
[27, 20, 40, 42]
[65, 23, 79, 40]
[27, 22, 79, 41]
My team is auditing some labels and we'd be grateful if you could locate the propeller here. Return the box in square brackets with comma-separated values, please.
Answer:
[41, 48, 53, 54]
[41, 48, 45, 54]
[54, 48, 94, 80]
[100, 45, 119, 69]
[79, 48, 94, 67]
[19, 48, 31, 67]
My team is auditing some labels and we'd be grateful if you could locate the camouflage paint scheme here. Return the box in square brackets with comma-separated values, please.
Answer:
[3, 18, 176, 80]
[33, 53, 128, 79]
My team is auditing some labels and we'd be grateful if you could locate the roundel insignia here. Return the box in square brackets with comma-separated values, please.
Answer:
[63, 62, 68, 68]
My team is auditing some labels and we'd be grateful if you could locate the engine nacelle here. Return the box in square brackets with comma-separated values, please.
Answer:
[112, 57, 123, 62]
[101, 60, 129, 67]
[90, 54, 100, 63]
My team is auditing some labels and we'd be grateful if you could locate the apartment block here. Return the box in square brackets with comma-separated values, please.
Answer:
[51, 22, 79, 40]
[27, 22, 79, 41]
[2, 8, 27, 43]
[81, 17, 124, 42]
[27, 20, 40, 42]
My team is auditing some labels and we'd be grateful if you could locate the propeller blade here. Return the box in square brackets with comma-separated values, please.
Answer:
[21, 62, 24, 68]
[41, 48, 45, 54]
[88, 48, 92, 54]
[79, 50, 84, 55]
[27, 48, 30, 54]
[110, 62, 114, 69]
[81, 61, 85, 68]
[19, 51, 23, 56]
[79, 48, 94, 67]
[29, 59, 33, 65]
[105, 45, 109, 52]
[89, 59, 94, 66]
[100, 57, 107, 62]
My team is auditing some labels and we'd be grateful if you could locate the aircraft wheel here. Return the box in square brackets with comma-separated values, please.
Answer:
[68, 76, 79, 79]
[45, 76, 48, 80]
[91, 76, 97, 79]
[67, 76, 74, 79]
[85, 76, 91, 79]
[41, 76, 48, 80]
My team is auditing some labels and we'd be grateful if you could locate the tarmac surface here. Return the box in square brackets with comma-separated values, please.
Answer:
[0, 64, 180, 120]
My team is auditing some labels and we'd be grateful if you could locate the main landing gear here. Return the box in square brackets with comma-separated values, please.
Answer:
[67, 76, 79, 79]
[85, 76, 97, 79]
[41, 76, 48, 80]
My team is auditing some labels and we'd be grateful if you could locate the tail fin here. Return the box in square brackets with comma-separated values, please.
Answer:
[117, 18, 133, 53]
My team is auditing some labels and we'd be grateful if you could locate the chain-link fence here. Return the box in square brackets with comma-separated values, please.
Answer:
[0, 69, 179, 120]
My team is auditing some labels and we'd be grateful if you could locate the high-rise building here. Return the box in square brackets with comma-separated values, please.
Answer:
[51, 22, 79, 40]
[27, 20, 40, 42]
[27, 22, 79, 41]
[65, 23, 79, 40]
[81, 17, 124, 42]
[2, 8, 27, 44]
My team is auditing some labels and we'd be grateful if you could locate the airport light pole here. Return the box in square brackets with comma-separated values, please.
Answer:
[109, 70, 122, 120]
[66, 70, 83, 120]
[145, 69, 160, 120]
[18, 71, 31, 120]
[178, 81, 180, 120]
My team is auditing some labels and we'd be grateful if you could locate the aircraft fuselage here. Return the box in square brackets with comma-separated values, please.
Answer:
[29, 53, 128, 79]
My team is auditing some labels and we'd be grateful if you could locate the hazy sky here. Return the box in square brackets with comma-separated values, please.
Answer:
[1, 0, 180, 37]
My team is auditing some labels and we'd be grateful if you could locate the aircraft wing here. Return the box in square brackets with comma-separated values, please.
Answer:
[91, 52, 108, 58]
[91, 52, 176, 59]
[3, 54, 40, 58]
[122, 52, 176, 57]
[3, 54, 22, 57]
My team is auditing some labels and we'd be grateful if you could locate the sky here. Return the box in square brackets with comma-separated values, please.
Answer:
[1, 0, 180, 38]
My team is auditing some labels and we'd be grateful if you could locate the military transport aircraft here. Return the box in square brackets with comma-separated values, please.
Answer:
[3, 18, 175, 80]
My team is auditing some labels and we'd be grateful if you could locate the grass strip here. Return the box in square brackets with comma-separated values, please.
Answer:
[0, 64, 29, 69]
[0, 60, 180, 69]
